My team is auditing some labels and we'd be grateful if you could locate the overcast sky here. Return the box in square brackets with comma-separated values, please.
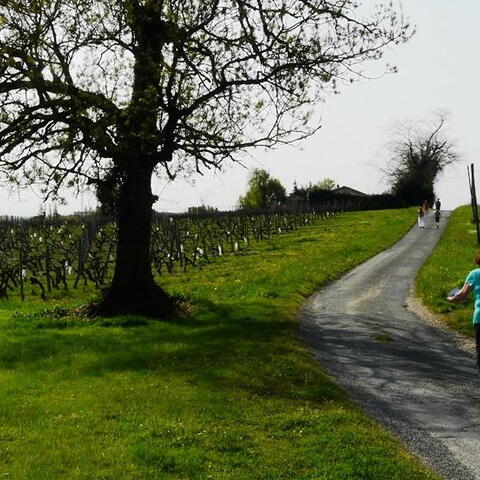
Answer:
[1, 0, 478, 216]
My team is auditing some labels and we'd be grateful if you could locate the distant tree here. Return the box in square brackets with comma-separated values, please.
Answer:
[292, 181, 299, 196]
[37, 204, 46, 217]
[0, 0, 412, 316]
[289, 178, 336, 202]
[315, 178, 337, 191]
[385, 114, 459, 206]
[239, 169, 286, 209]
[187, 205, 218, 215]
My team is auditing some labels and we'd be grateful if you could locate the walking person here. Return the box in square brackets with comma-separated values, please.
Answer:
[447, 254, 480, 376]
[423, 199, 429, 213]
[435, 198, 441, 211]
[418, 206, 425, 229]
[434, 209, 441, 228]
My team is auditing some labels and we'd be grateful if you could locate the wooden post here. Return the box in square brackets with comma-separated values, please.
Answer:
[19, 225, 24, 301]
[468, 166, 475, 222]
[468, 164, 480, 245]
[45, 243, 52, 293]
[19, 248, 24, 301]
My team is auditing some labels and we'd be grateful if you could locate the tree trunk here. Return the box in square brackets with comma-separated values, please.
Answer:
[94, 163, 173, 317]
[93, 6, 175, 317]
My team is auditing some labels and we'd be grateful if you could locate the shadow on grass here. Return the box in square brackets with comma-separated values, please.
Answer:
[0, 298, 345, 404]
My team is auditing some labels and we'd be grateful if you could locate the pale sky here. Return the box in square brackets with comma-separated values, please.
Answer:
[0, 0, 478, 216]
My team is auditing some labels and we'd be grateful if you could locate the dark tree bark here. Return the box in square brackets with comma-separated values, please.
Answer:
[94, 162, 173, 317]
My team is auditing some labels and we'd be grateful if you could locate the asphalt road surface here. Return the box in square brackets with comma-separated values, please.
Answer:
[300, 211, 480, 480]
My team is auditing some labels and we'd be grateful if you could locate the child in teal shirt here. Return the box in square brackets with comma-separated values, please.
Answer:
[447, 254, 480, 374]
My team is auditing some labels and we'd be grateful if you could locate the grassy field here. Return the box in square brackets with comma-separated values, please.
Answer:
[417, 206, 478, 336]
[0, 208, 440, 479]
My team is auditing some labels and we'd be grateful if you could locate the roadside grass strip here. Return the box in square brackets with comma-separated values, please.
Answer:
[417, 206, 478, 336]
[0, 208, 439, 479]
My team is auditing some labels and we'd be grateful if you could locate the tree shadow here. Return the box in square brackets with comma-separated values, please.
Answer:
[0, 298, 342, 403]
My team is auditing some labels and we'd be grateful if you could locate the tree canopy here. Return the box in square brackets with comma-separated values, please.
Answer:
[0, 1, 412, 192]
[315, 178, 337, 191]
[385, 114, 459, 206]
[0, 0, 413, 316]
[239, 168, 286, 209]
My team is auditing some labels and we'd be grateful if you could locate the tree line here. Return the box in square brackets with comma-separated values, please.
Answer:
[239, 114, 458, 211]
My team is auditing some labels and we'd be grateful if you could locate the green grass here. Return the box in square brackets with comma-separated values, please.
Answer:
[0, 208, 440, 479]
[373, 333, 394, 343]
[417, 205, 478, 336]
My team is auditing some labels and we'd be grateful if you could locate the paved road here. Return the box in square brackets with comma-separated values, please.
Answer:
[300, 211, 480, 480]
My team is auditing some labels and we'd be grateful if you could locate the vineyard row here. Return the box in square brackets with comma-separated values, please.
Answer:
[0, 206, 341, 301]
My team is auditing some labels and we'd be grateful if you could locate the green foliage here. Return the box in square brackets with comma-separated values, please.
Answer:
[291, 183, 402, 211]
[316, 177, 337, 190]
[186, 205, 218, 214]
[95, 167, 121, 215]
[0, 208, 439, 479]
[417, 206, 477, 336]
[391, 171, 435, 207]
[291, 177, 336, 200]
[238, 168, 286, 209]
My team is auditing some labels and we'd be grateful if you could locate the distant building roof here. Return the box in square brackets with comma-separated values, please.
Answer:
[332, 186, 368, 196]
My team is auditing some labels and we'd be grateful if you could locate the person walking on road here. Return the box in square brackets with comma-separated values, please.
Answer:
[418, 206, 425, 229]
[435, 198, 441, 211]
[447, 254, 480, 375]
[434, 209, 441, 228]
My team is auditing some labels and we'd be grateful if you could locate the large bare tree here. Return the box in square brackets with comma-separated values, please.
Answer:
[0, 0, 412, 316]
[385, 114, 459, 206]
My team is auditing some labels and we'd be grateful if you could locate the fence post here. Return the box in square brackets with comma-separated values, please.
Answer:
[45, 243, 52, 293]
[19, 230, 24, 301]
[468, 163, 480, 245]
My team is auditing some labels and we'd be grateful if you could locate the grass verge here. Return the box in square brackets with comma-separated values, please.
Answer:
[0, 208, 439, 479]
[417, 205, 478, 336]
